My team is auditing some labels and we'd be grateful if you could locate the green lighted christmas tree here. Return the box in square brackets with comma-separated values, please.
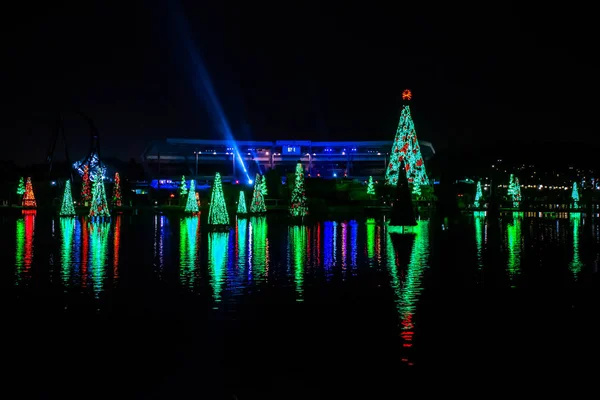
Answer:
[16, 177, 25, 196]
[89, 171, 110, 218]
[289, 162, 308, 217]
[250, 176, 266, 213]
[112, 172, 122, 207]
[184, 179, 199, 213]
[507, 174, 515, 197]
[81, 164, 92, 203]
[237, 190, 247, 214]
[512, 177, 522, 209]
[208, 172, 230, 225]
[572, 181, 579, 209]
[259, 174, 268, 197]
[385, 92, 429, 192]
[60, 180, 76, 216]
[179, 175, 188, 197]
[474, 181, 483, 208]
[367, 176, 375, 197]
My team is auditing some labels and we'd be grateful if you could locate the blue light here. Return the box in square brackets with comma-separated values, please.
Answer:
[248, 179, 253, 185]
[333, 173, 337, 177]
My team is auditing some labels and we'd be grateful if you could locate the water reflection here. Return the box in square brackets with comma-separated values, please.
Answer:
[506, 212, 523, 285]
[249, 217, 269, 281]
[60, 218, 76, 286]
[366, 218, 376, 266]
[114, 215, 122, 285]
[179, 216, 200, 289]
[208, 231, 230, 303]
[89, 222, 110, 298]
[15, 210, 36, 284]
[474, 211, 485, 270]
[350, 220, 358, 271]
[386, 220, 430, 366]
[323, 221, 337, 279]
[153, 214, 166, 275]
[288, 225, 308, 302]
[570, 213, 583, 278]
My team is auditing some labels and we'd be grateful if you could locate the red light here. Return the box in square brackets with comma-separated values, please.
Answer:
[402, 89, 412, 100]
[169, 193, 175, 198]
[235, 180, 239, 184]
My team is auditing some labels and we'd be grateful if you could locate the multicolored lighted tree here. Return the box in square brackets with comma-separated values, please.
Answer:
[572, 181, 579, 209]
[60, 180, 76, 216]
[81, 164, 92, 203]
[474, 181, 483, 208]
[179, 175, 188, 197]
[367, 176, 376, 197]
[22, 177, 37, 208]
[259, 174, 268, 197]
[208, 172, 230, 225]
[89, 172, 110, 218]
[250, 176, 267, 213]
[16, 177, 25, 196]
[289, 162, 308, 217]
[385, 98, 429, 193]
[184, 179, 199, 213]
[112, 172, 122, 207]
[237, 190, 247, 214]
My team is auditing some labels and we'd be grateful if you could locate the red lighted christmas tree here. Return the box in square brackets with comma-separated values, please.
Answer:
[112, 172, 122, 207]
[81, 165, 92, 203]
[289, 162, 308, 217]
[22, 177, 37, 208]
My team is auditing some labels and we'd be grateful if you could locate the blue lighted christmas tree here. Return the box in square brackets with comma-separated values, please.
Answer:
[572, 182, 579, 209]
[474, 181, 482, 208]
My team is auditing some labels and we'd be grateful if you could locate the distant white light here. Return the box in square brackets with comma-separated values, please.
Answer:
[248, 179, 253, 184]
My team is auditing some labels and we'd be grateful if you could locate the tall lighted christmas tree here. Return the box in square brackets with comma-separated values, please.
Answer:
[237, 190, 247, 214]
[184, 179, 199, 213]
[250, 176, 266, 213]
[81, 164, 92, 203]
[22, 177, 37, 208]
[179, 175, 188, 197]
[572, 181, 579, 209]
[208, 172, 230, 225]
[507, 174, 515, 197]
[112, 172, 122, 207]
[384, 89, 429, 194]
[512, 177, 522, 209]
[89, 171, 110, 218]
[474, 181, 483, 208]
[367, 176, 376, 197]
[60, 180, 76, 216]
[289, 162, 308, 217]
[259, 174, 268, 197]
[16, 177, 25, 196]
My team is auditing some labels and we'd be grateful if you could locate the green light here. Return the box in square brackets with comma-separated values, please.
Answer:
[572, 182, 579, 209]
[184, 179, 199, 213]
[259, 173, 268, 197]
[474, 211, 485, 270]
[506, 212, 522, 285]
[288, 225, 307, 301]
[250, 174, 266, 213]
[474, 181, 482, 208]
[208, 231, 229, 303]
[366, 218, 376, 265]
[289, 162, 308, 217]
[179, 216, 200, 288]
[367, 176, 375, 196]
[89, 222, 110, 297]
[237, 190, 248, 214]
[236, 217, 247, 272]
[384, 105, 429, 191]
[89, 172, 110, 218]
[208, 172, 230, 225]
[507, 174, 521, 209]
[179, 175, 188, 197]
[15, 218, 24, 284]
[570, 213, 582, 278]
[250, 217, 269, 280]
[60, 217, 75, 286]
[16, 177, 25, 196]
[60, 180, 76, 216]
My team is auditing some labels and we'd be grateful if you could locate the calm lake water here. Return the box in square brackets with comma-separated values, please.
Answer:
[4, 211, 600, 397]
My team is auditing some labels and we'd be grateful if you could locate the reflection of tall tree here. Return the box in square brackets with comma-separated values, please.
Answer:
[288, 226, 308, 302]
[89, 222, 110, 298]
[208, 231, 230, 303]
[249, 217, 269, 281]
[323, 221, 337, 279]
[179, 216, 200, 289]
[474, 211, 485, 270]
[15, 210, 36, 285]
[366, 218, 376, 266]
[570, 213, 583, 278]
[506, 212, 523, 286]
[60, 218, 76, 286]
[114, 214, 122, 284]
[350, 220, 358, 270]
[231, 217, 248, 296]
[385, 220, 430, 366]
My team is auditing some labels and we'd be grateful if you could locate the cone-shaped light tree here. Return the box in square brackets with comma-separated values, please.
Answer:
[112, 172, 122, 207]
[60, 180, 76, 216]
[22, 177, 37, 208]
[507, 174, 515, 198]
[81, 164, 92, 203]
[179, 175, 188, 197]
[367, 176, 375, 197]
[184, 179, 199, 213]
[259, 174, 268, 197]
[89, 171, 110, 217]
[572, 181, 580, 209]
[208, 172, 230, 225]
[250, 176, 266, 213]
[17, 177, 25, 196]
[289, 162, 308, 217]
[237, 190, 247, 214]
[474, 181, 483, 208]
[512, 177, 522, 209]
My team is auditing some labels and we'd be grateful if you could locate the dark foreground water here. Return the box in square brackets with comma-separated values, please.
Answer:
[4, 211, 600, 398]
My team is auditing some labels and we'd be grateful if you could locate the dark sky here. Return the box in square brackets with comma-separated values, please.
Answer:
[2, 1, 598, 166]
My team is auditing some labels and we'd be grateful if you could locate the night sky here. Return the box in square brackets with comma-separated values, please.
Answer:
[2, 1, 598, 166]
